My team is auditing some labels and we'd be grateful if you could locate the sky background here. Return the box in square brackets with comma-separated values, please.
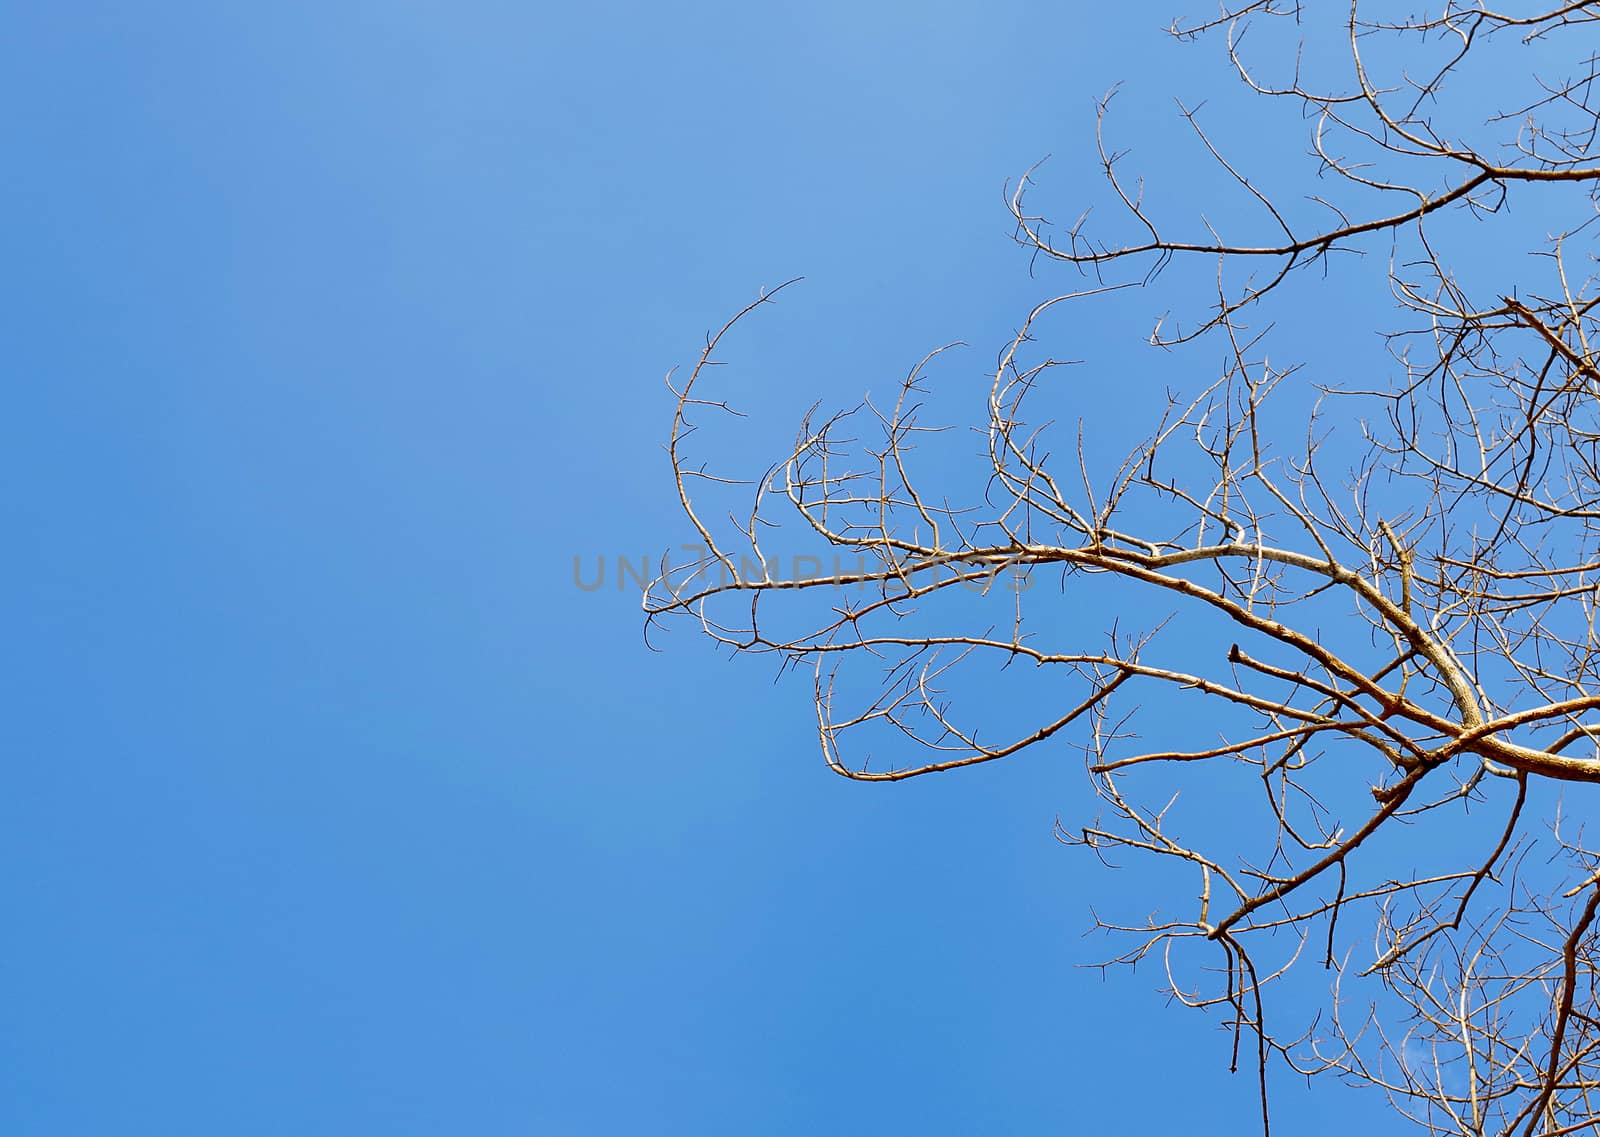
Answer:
[0, 4, 1418, 1134]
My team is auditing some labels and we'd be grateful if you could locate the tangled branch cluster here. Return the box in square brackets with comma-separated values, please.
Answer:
[648, 4, 1600, 1133]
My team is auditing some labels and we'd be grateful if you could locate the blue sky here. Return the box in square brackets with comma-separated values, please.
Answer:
[0, 4, 1414, 1134]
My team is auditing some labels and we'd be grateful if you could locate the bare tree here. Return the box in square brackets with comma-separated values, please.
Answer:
[646, 4, 1600, 1133]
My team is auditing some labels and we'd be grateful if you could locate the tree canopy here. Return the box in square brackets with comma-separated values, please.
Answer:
[649, 5, 1600, 1133]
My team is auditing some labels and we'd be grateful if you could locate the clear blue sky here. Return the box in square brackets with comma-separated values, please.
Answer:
[2, 4, 1405, 1134]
